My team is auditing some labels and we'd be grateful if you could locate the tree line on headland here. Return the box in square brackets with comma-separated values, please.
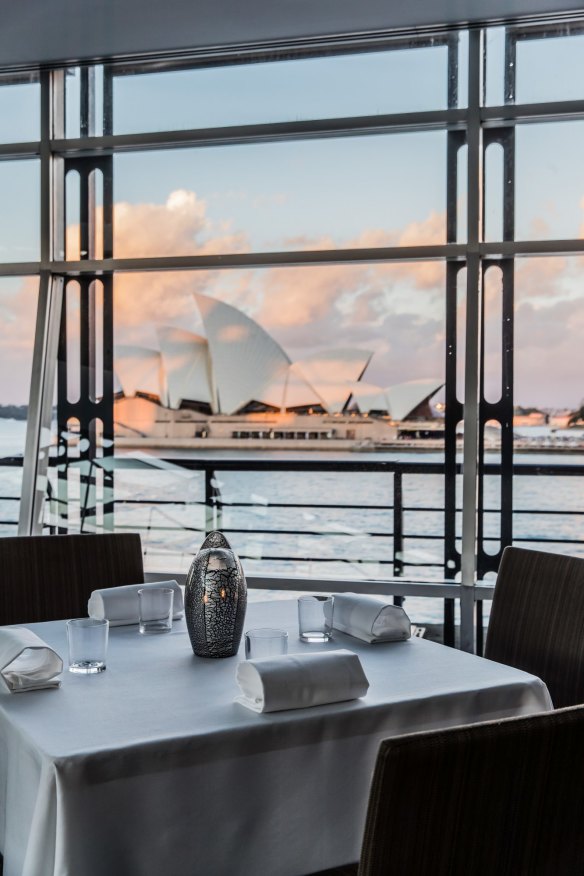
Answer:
[0, 405, 28, 420]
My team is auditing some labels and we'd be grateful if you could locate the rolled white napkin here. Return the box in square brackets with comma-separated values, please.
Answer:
[235, 649, 369, 713]
[0, 628, 63, 693]
[88, 580, 184, 626]
[333, 593, 411, 644]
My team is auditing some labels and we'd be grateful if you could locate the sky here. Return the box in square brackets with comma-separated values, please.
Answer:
[0, 31, 583, 410]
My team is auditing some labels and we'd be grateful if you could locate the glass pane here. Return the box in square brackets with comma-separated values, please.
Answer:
[112, 262, 446, 584]
[113, 44, 451, 134]
[65, 66, 105, 138]
[0, 77, 40, 143]
[516, 31, 584, 105]
[513, 256, 584, 559]
[0, 276, 39, 534]
[484, 26, 506, 107]
[66, 68, 81, 139]
[0, 160, 40, 262]
[113, 132, 446, 257]
[514, 257, 584, 418]
[515, 121, 584, 241]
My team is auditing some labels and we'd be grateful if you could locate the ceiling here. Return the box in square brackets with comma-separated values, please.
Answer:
[0, 0, 581, 68]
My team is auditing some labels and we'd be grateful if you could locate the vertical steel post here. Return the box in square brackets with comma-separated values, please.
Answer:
[19, 70, 65, 535]
[460, 28, 483, 653]
[56, 64, 114, 534]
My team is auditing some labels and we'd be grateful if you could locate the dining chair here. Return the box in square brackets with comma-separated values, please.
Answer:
[484, 545, 584, 707]
[357, 704, 584, 876]
[0, 532, 144, 625]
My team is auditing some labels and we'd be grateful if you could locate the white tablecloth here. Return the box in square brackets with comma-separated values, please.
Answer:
[0, 600, 552, 876]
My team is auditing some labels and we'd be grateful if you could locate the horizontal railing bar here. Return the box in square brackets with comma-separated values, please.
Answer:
[245, 575, 495, 599]
[2, 457, 584, 476]
[106, 460, 584, 476]
[236, 556, 446, 567]
[53, 493, 584, 518]
[116, 499, 395, 510]
[512, 509, 584, 516]
[96, 496, 584, 517]
[513, 536, 584, 546]
[145, 570, 495, 601]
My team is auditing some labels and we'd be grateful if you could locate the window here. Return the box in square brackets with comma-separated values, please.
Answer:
[8, 21, 584, 649]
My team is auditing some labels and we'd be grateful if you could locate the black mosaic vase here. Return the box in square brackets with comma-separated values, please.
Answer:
[184, 531, 247, 658]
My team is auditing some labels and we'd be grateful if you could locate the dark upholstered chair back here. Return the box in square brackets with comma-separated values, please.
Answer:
[358, 705, 584, 876]
[0, 533, 144, 624]
[485, 545, 584, 707]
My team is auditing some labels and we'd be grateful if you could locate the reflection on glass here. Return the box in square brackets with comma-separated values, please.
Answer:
[0, 160, 40, 262]
[114, 45, 451, 134]
[0, 277, 39, 534]
[114, 132, 446, 256]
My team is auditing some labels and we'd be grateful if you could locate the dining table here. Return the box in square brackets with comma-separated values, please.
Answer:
[0, 598, 552, 876]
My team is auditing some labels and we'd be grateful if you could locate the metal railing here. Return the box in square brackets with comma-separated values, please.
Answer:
[1, 454, 583, 648]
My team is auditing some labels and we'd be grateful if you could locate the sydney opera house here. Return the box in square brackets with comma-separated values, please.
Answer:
[114, 293, 443, 448]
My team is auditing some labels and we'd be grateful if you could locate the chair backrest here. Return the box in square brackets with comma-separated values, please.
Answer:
[358, 705, 584, 876]
[0, 532, 144, 624]
[484, 545, 584, 707]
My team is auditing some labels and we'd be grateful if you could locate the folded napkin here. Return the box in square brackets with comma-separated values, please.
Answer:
[332, 593, 411, 644]
[88, 580, 184, 626]
[235, 649, 369, 713]
[0, 628, 63, 693]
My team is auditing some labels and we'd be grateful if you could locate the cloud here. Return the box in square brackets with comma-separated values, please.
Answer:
[0, 277, 39, 404]
[115, 190, 249, 258]
[515, 295, 584, 408]
[3, 189, 583, 411]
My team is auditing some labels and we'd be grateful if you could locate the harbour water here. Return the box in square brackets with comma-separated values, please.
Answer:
[2, 418, 583, 624]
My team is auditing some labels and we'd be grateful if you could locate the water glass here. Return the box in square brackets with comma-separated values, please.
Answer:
[138, 587, 174, 634]
[245, 628, 288, 659]
[67, 618, 109, 674]
[298, 595, 334, 643]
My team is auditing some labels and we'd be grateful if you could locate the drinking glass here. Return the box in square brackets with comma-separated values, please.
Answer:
[138, 587, 174, 634]
[245, 628, 288, 659]
[67, 618, 109, 674]
[298, 595, 334, 642]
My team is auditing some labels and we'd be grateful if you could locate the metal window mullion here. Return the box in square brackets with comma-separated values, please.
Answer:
[50, 107, 467, 155]
[19, 69, 65, 535]
[18, 272, 63, 535]
[460, 28, 483, 653]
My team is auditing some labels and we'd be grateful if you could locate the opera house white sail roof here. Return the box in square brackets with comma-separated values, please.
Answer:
[115, 294, 443, 420]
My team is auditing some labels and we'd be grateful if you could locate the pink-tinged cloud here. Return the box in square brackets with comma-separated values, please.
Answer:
[515, 296, 584, 408]
[2, 192, 584, 411]
[0, 277, 39, 405]
[116, 190, 249, 258]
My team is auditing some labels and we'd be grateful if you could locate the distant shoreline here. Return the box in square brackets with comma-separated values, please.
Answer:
[113, 436, 584, 454]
